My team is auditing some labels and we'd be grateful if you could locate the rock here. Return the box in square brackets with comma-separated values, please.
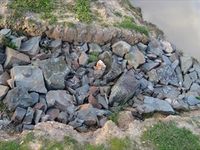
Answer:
[190, 83, 200, 94]
[11, 66, 47, 93]
[0, 64, 3, 74]
[34, 109, 43, 124]
[0, 71, 10, 85]
[117, 111, 134, 129]
[76, 104, 98, 126]
[69, 118, 84, 128]
[185, 96, 200, 106]
[109, 70, 140, 105]
[46, 90, 75, 113]
[97, 94, 108, 109]
[4, 47, 30, 69]
[0, 29, 11, 36]
[161, 41, 174, 53]
[0, 52, 6, 64]
[57, 112, 68, 124]
[175, 66, 183, 85]
[137, 42, 147, 52]
[76, 84, 90, 105]
[23, 107, 34, 125]
[94, 60, 106, 78]
[147, 39, 163, 56]
[147, 69, 159, 83]
[137, 96, 175, 114]
[39, 57, 70, 90]
[99, 51, 112, 73]
[103, 56, 123, 82]
[193, 62, 200, 78]
[162, 55, 171, 65]
[89, 43, 102, 53]
[183, 74, 193, 90]
[141, 61, 160, 72]
[0, 85, 9, 101]
[112, 41, 131, 57]
[46, 108, 60, 121]
[180, 55, 193, 74]
[20, 36, 41, 56]
[65, 75, 80, 90]
[79, 52, 88, 65]
[11, 36, 26, 50]
[189, 71, 198, 82]
[11, 107, 27, 124]
[4, 87, 37, 111]
[125, 46, 145, 69]
[156, 65, 179, 86]
[49, 39, 62, 50]
[169, 99, 189, 111]
[88, 94, 101, 109]
[23, 124, 34, 130]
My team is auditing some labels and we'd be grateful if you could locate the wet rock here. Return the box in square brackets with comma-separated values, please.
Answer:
[0, 71, 10, 85]
[103, 56, 123, 82]
[4, 87, 37, 111]
[137, 96, 175, 114]
[161, 41, 174, 53]
[185, 96, 200, 106]
[76, 104, 98, 126]
[125, 46, 145, 69]
[46, 90, 75, 113]
[180, 55, 193, 74]
[109, 70, 140, 105]
[94, 60, 106, 78]
[112, 41, 131, 57]
[38, 57, 70, 90]
[141, 61, 160, 72]
[147, 39, 163, 56]
[23, 107, 34, 125]
[46, 108, 60, 121]
[79, 52, 88, 65]
[183, 74, 193, 90]
[20, 36, 41, 56]
[11, 66, 47, 93]
[11, 107, 26, 124]
[4, 47, 30, 69]
[0, 85, 9, 100]
[89, 43, 102, 53]
[0, 52, 6, 64]
[34, 109, 43, 124]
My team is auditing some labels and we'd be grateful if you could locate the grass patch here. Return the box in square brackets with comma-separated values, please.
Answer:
[142, 122, 200, 150]
[75, 0, 92, 23]
[116, 17, 149, 36]
[88, 51, 99, 63]
[1, 36, 17, 49]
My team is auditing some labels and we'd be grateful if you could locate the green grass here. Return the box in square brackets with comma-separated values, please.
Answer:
[108, 137, 132, 150]
[88, 51, 99, 63]
[142, 122, 200, 150]
[117, 17, 149, 36]
[1, 37, 17, 49]
[75, 0, 92, 23]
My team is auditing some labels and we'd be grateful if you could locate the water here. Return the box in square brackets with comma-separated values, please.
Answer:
[131, 0, 200, 60]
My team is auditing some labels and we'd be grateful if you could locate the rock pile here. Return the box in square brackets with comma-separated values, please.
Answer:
[0, 28, 200, 132]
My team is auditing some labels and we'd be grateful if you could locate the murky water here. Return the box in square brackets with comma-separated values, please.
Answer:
[131, 0, 200, 60]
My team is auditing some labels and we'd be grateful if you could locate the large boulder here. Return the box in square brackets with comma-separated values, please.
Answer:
[137, 96, 175, 114]
[34, 57, 70, 90]
[109, 70, 140, 105]
[4, 47, 30, 69]
[46, 90, 75, 113]
[19, 36, 41, 56]
[4, 87, 38, 111]
[112, 41, 131, 57]
[11, 66, 47, 94]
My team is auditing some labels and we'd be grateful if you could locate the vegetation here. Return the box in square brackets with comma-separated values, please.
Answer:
[142, 122, 200, 150]
[116, 17, 149, 36]
[1, 37, 17, 49]
[88, 51, 99, 63]
[75, 0, 92, 23]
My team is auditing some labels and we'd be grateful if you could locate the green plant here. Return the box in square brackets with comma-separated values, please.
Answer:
[75, 0, 92, 23]
[116, 17, 149, 36]
[2, 37, 17, 49]
[142, 122, 200, 150]
[108, 137, 132, 150]
[88, 51, 99, 63]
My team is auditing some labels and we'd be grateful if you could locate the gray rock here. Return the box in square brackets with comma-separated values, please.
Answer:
[175, 66, 183, 85]
[0, 64, 3, 74]
[189, 71, 198, 82]
[23, 107, 34, 125]
[76, 84, 90, 105]
[49, 39, 62, 50]
[97, 94, 108, 109]
[147, 39, 163, 56]
[20, 36, 41, 56]
[4, 87, 37, 111]
[11, 36, 26, 50]
[190, 83, 200, 94]
[125, 46, 145, 69]
[99, 51, 112, 73]
[193, 62, 200, 78]
[46, 90, 75, 113]
[0, 85, 9, 100]
[137, 42, 147, 52]
[89, 43, 102, 53]
[183, 74, 193, 90]
[180, 55, 193, 74]
[36, 57, 70, 90]
[112, 41, 131, 57]
[0, 71, 10, 85]
[170, 99, 189, 111]
[69, 118, 84, 128]
[23, 124, 34, 130]
[185, 96, 200, 106]
[161, 41, 174, 53]
[141, 61, 160, 72]
[162, 55, 171, 65]
[57, 112, 68, 124]
[4, 47, 30, 69]
[137, 96, 175, 114]
[46, 108, 60, 121]
[103, 56, 123, 82]
[79, 52, 88, 65]
[11, 107, 27, 123]
[147, 69, 159, 83]
[109, 70, 140, 105]
[0, 29, 11, 36]
[157, 65, 179, 86]
[0, 52, 6, 64]
[11, 66, 47, 93]
[34, 109, 43, 124]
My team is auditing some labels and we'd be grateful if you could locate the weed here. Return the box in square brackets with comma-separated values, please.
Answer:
[88, 51, 99, 63]
[142, 122, 200, 150]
